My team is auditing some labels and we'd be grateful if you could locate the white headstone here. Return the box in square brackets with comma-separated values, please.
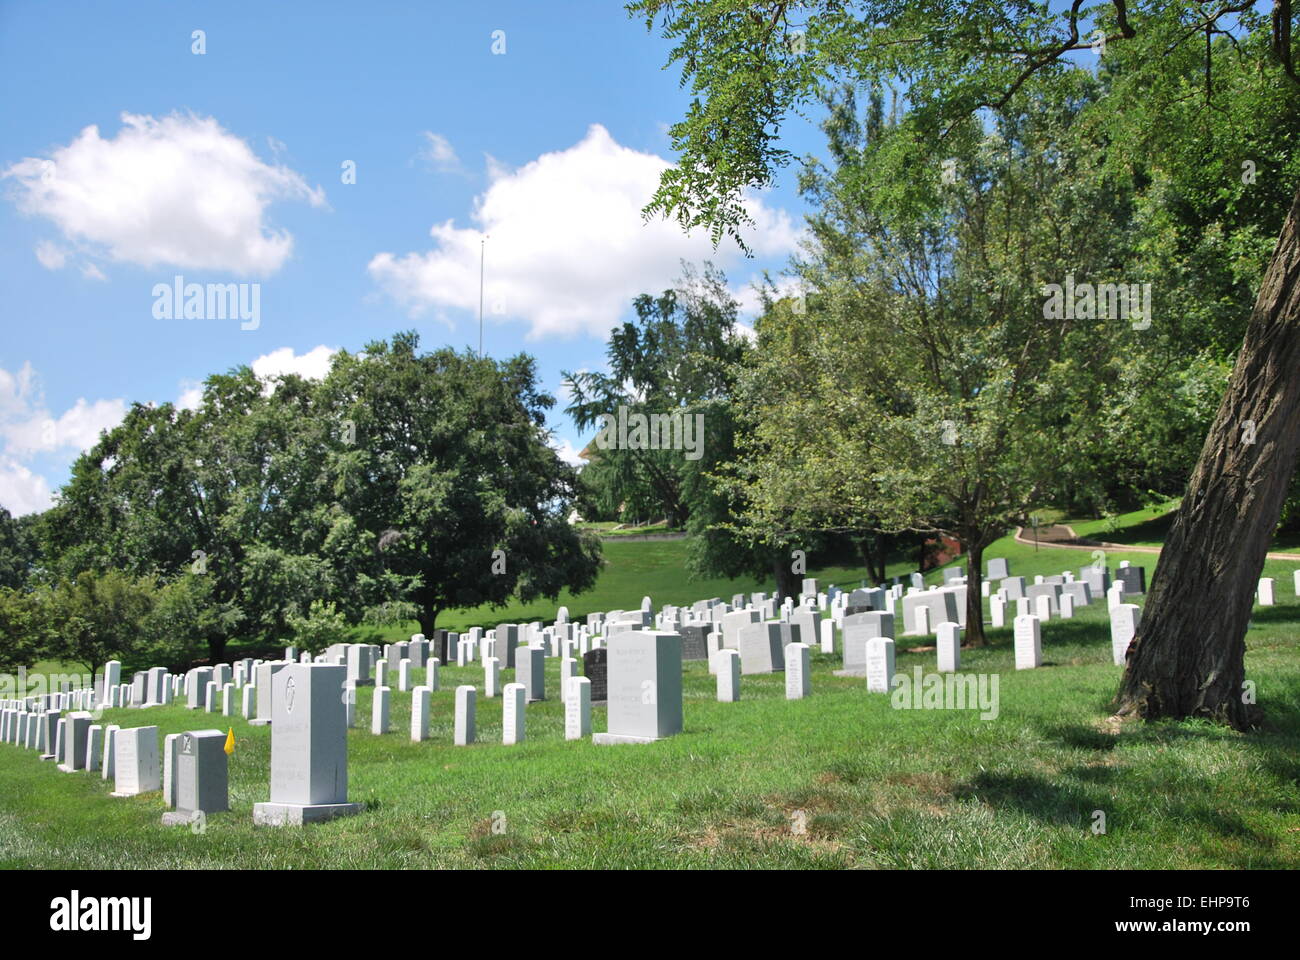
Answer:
[1110, 604, 1141, 666]
[1258, 577, 1275, 606]
[454, 685, 476, 745]
[936, 622, 961, 673]
[1013, 615, 1042, 670]
[502, 682, 525, 745]
[252, 662, 361, 826]
[865, 637, 896, 694]
[785, 642, 810, 699]
[565, 676, 591, 740]
[716, 649, 740, 703]
[371, 686, 390, 735]
[411, 686, 430, 742]
[111, 725, 161, 797]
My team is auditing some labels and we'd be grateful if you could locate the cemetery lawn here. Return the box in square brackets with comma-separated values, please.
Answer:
[3, 529, 1299, 868]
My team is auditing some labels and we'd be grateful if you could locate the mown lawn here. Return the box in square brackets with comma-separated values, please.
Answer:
[2, 527, 1297, 869]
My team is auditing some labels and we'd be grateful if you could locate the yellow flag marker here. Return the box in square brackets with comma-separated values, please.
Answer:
[224, 728, 235, 756]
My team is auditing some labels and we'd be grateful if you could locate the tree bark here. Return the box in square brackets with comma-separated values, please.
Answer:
[1114, 181, 1300, 730]
[772, 551, 799, 603]
[417, 604, 439, 639]
[963, 539, 987, 647]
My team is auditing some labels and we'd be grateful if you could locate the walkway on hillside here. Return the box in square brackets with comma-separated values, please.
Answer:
[1013, 524, 1300, 562]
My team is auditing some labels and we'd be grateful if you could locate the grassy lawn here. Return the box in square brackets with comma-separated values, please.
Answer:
[2, 521, 1297, 869]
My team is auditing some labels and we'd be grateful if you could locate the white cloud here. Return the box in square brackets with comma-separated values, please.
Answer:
[0, 457, 53, 517]
[250, 345, 337, 386]
[3, 112, 326, 277]
[0, 362, 127, 516]
[368, 123, 801, 340]
[176, 380, 204, 411]
[35, 240, 67, 270]
[419, 132, 462, 173]
[550, 438, 585, 466]
[81, 263, 107, 281]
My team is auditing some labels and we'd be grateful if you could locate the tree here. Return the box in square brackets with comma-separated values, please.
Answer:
[0, 587, 48, 674]
[0, 507, 39, 590]
[563, 262, 748, 529]
[319, 333, 602, 635]
[45, 569, 156, 683]
[631, 1, 1300, 726]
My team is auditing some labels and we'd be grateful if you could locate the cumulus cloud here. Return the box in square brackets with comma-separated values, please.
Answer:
[368, 123, 801, 340]
[0, 458, 53, 518]
[0, 362, 127, 516]
[250, 345, 337, 386]
[3, 112, 326, 277]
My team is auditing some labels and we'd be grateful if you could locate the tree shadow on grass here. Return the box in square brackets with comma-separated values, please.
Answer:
[953, 768, 1280, 854]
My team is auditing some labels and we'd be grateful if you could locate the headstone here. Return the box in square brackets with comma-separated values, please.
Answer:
[583, 648, 607, 703]
[252, 663, 362, 826]
[371, 686, 390, 735]
[495, 624, 519, 668]
[838, 612, 894, 677]
[785, 642, 810, 699]
[936, 622, 961, 673]
[85, 724, 104, 772]
[1115, 566, 1146, 595]
[186, 667, 214, 710]
[1001, 576, 1027, 601]
[398, 659, 412, 693]
[1059, 593, 1075, 619]
[484, 657, 501, 698]
[990, 594, 1006, 628]
[411, 686, 431, 742]
[865, 637, 896, 694]
[515, 645, 546, 702]
[162, 729, 229, 826]
[593, 631, 683, 744]
[1110, 604, 1141, 666]
[453, 685, 476, 745]
[101, 725, 120, 780]
[250, 661, 288, 726]
[163, 733, 181, 808]
[1014, 615, 1042, 670]
[58, 712, 92, 772]
[738, 622, 785, 675]
[716, 648, 741, 702]
[1258, 577, 1276, 606]
[565, 676, 591, 741]
[502, 682, 525, 745]
[679, 624, 711, 661]
[1034, 594, 1052, 622]
[987, 558, 1010, 580]
[111, 726, 161, 797]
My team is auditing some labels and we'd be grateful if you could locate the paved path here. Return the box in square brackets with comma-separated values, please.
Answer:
[1013, 524, 1300, 562]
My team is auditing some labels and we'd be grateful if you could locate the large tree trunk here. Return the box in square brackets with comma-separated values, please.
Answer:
[772, 551, 799, 603]
[1114, 182, 1300, 730]
[963, 539, 986, 647]
[417, 604, 439, 639]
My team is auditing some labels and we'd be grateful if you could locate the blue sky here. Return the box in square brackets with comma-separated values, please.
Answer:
[0, 0, 821, 515]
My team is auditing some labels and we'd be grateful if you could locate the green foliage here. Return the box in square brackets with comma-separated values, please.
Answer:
[286, 599, 352, 655]
[0, 586, 48, 673]
[0, 507, 38, 590]
[44, 569, 157, 676]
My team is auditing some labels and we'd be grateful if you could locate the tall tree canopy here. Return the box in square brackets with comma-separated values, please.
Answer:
[632, 0, 1300, 728]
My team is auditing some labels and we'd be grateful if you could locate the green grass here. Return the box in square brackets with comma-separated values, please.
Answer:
[3, 522, 1298, 868]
